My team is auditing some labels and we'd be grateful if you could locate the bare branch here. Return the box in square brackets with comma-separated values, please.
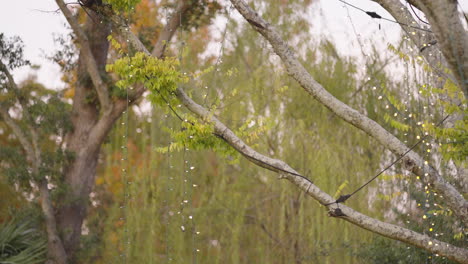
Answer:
[151, 0, 190, 57]
[55, 0, 111, 111]
[229, 0, 467, 223]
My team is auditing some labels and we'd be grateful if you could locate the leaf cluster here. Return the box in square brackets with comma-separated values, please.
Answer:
[0, 33, 30, 70]
[106, 52, 188, 104]
[157, 115, 236, 159]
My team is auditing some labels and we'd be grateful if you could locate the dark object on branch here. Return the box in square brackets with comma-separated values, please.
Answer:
[328, 208, 347, 217]
[335, 194, 351, 203]
[366, 11, 382, 19]
[420, 40, 437, 52]
[325, 194, 351, 206]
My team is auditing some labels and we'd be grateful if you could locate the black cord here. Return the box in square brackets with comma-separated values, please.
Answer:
[406, 1, 430, 25]
[325, 110, 455, 206]
[337, 0, 432, 33]
[458, 1, 468, 24]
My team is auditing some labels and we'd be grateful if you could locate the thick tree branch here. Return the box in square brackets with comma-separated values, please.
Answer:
[229, 0, 467, 223]
[56, 0, 111, 112]
[417, 0, 468, 98]
[106, 0, 190, 107]
[114, 26, 468, 262]
[372, 0, 468, 99]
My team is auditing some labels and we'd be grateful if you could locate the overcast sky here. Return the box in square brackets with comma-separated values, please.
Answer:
[1, 0, 467, 88]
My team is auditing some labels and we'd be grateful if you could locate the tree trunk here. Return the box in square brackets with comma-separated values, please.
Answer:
[56, 9, 111, 261]
[40, 182, 69, 264]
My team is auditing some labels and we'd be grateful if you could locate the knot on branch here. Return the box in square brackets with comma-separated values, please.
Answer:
[328, 208, 347, 218]
[402, 157, 416, 171]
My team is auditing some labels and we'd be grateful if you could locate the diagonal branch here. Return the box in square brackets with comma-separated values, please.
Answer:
[151, 0, 191, 57]
[114, 25, 468, 262]
[229, 0, 467, 224]
[56, 0, 111, 111]
[0, 107, 35, 161]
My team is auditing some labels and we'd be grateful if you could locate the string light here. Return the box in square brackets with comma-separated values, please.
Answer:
[337, 0, 432, 32]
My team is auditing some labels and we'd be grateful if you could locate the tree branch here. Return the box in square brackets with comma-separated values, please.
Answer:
[229, 0, 467, 224]
[151, 0, 190, 57]
[0, 108, 35, 161]
[55, 0, 111, 112]
[372, 0, 468, 99]
[84, 1, 190, 149]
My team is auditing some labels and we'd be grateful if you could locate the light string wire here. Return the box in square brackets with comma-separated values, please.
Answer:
[325, 110, 454, 206]
[119, 31, 130, 263]
[165, 143, 172, 263]
[405, 1, 430, 25]
[178, 10, 198, 263]
[337, 0, 432, 33]
[204, 5, 233, 106]
[124, 62, 130, 262]
[163, 7, 173, 264]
